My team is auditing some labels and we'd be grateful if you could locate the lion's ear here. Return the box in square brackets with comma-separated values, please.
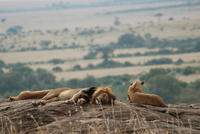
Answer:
[112, 95, 116, 100]
[141, 81, 145, 85]
[132, 81, 137, 88]
[106, 86, 111, 89]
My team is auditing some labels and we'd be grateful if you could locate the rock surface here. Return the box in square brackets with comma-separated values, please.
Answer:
[0, 99, 200, 134]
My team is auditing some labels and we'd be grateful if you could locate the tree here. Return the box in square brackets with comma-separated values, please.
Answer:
[35, 68, 57, 89]
[114, 17, 120, 26]
[154, 13, 163, 25]
[1, 18, 6, 23]
[81, 75, 100, 87]
[182, 67, 195, 75]
[52, 67, 63, 72]
[117, 33, 145, 48]
[143, 74, 182, 103]
[175, 58, 183, 65]
[140, 68, 169, 81]
[73, 65, 82, 71]
[144, 58, 173, 65]
[48, 59, 65, 64]
[62, 28, 69, 32]
[40, 40, 51, 49]
[6, 25, 23, 35]
[0, 60, 5, 68]
[190, 80, 200, 91]
[96, 47, 113, 60]
[168, 17, 174, 21]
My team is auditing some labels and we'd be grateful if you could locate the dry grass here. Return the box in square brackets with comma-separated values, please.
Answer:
[177, 74, 200, 83]
[114, 52, 200, 64]
[1, 48, 200, 82]
[0, 49, 88, 64]
[54, 63, 200, 81]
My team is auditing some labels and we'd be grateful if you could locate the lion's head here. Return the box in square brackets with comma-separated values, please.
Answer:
[90, 87, 116, 105]
[129, 81, 144, 93]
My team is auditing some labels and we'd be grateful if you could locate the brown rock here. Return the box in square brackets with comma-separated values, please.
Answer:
[0, 100, 200, 134]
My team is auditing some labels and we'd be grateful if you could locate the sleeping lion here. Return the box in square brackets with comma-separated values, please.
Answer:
[8, 87, 116, 106]
[128, 81, 167, 107]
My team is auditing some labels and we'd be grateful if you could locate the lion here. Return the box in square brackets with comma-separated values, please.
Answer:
[65, 86, 116, 105]
[8, 86, 116, 106]
[128, 81, 167, 107]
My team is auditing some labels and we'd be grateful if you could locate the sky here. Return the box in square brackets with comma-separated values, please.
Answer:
[0, 0, 109, 10]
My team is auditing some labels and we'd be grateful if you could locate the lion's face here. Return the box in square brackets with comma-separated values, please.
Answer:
[129, 81, 144, 92]
[95, 93, 115, 104]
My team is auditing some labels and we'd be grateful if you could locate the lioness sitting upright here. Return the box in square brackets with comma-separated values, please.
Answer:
[8, 86, 116, 106]
[128, 81, 167, 107]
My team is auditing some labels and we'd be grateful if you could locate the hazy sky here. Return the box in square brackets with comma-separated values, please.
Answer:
[0, 0, 109, 10]
[0, 0, 106, 2]
[0, 0, 99, 10]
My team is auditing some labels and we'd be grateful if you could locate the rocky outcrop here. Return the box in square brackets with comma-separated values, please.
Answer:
[0, 99, 200, 134]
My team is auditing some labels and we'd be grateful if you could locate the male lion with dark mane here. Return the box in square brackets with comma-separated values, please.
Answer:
[128, 81, 167, 107]
[8, 87, 116, 106]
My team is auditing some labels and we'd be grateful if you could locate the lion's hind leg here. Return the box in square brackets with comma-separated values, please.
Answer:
[32, 97, 59, 106]
[33, 91, 59, 106]
[8, 90, 49, 102]
[64, 91, 84, 104]
[64, 88, 91, 105]
[32, 88, 68, 106]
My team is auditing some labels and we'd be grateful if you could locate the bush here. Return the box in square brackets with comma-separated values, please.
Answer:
[40, 40, 51, 48]
[6, 25, 23, 35]
[145, 75, 182, 103]
[189, 80, 200, 91]
[114, 18, 120, 26]
[144, 58, 173, 65]
[96, 60, 122, 68]
[48, 59, 65, 64]
[174, 58, 184, 65]
[0, 65, 57, 97]
[0, 60, 5, 68]
[87, 64, 95, 69]
[52, 67, 63, 72]
[182, 66, 195, 75]
[62, 28, 69, 32]
[140, 68, 169, 81]
[83, 51, 97, 59]
[72, 65, 82, 71]
[116, 33, 145, 48]
[63, 76, 100, 89]
[168, 17, 174, 21]
[124, 61, 133, 67]
[117, 53, 133, 58]
[78, 29, 95, 36]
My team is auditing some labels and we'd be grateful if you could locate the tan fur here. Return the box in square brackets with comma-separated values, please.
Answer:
[64, 87, 116, 105]
[8, 90, 50, 101]
[90, 87, 116, 104]
[8, 88, 77, 105]
[128, 81, 167, 107]
[8, 87, 116, 106]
